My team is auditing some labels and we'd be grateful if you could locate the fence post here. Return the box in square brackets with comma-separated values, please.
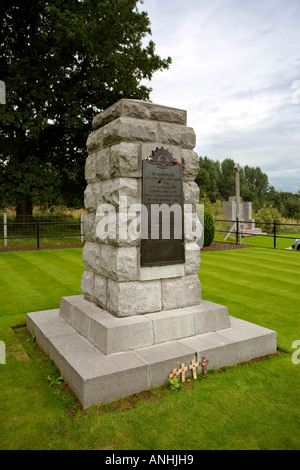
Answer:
[36, 218, 40, 250]
[236, 217, 239, 245]
[80, 212, 84, 243]
[3, 213, 7, 247]
[273, 218, 277, 250]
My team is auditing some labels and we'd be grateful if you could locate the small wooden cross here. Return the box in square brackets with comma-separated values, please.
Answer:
[179, 363, 187, 382]
[201, 357, 209, 375]
[189, 359, 199, 380]
[169, 368, 180, 380]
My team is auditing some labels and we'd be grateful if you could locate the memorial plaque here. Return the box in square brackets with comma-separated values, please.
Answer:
[141, 147, 185, 267]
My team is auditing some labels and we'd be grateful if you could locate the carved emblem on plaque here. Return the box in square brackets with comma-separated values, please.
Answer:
[146, 147, 178, 169]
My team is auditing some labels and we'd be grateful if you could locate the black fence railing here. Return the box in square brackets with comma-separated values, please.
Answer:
[1, 214, 300, 251]
[0, 214, 84, 250]
[214, 217, 300, 250]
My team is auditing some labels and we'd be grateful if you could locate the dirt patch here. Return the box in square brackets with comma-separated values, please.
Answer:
[201, 241, 253, 251]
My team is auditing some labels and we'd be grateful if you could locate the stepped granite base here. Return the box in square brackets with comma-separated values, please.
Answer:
[27, 296, 277, 409]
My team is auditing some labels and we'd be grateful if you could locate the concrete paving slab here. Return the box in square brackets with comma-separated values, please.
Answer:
[219, 316, 277, 362]
[59, 295, 85, 323]
[144, 308, 195, 343]
[88, 313, 154, 354]
[183, 301, 231, 333]
[27, 309, 76, 357]
[179, 332, 238, 370]
[135, 341, 196, 387]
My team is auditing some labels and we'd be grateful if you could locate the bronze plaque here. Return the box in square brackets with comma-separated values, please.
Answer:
[141, 148, 185, 267]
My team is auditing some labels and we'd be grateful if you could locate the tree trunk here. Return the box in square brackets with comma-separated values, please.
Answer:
[14, 200, 35, 231]
[15, 200, 33, 220]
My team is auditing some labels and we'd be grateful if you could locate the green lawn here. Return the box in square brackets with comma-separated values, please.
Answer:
[242, 233, 299, 250]
[1, 247, 300, 450]
[215, 231, 300, 250]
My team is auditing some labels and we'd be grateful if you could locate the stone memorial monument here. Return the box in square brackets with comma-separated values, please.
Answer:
[223, 197, 263, 236]
[27, 99, 276, 409]
[223, 163, 262, 237]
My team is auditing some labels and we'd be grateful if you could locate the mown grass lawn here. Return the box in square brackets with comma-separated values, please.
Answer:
[214, 231, 300, 250]
[1, 247, 300, 450]
[241, 233, 300, 250]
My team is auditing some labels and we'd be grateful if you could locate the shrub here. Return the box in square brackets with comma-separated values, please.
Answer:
[200, 192, 225, 219]
[253, 205, 283, 234]
[204, 210, 215, 246]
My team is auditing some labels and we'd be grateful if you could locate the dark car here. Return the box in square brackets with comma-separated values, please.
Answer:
[292, 239, 300, 251]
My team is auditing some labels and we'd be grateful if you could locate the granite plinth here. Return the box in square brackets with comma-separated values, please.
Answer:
[27, 296, 277, 409]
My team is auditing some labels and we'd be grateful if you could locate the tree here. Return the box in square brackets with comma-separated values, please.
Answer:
[195, 156, 279, 210]
[276, 192, 300, 218]
[0, 0, 171, 219]
[219, 158, 237, 200]
[243, 165, 270, 207]
[195, 156, 221, 202]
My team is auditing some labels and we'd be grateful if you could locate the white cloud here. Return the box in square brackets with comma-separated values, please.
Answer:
[140, 0, 300, 192]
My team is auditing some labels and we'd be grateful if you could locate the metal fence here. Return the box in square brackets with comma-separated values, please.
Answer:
[214, 217, 300, 249]
[2, 213, 300, 251]
[1, 213, 84, 250]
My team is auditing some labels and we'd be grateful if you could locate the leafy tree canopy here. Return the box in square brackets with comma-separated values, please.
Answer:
[197, 156, 274, 207]
[0, 0, 171, 217]
[197, 156, 300, 218]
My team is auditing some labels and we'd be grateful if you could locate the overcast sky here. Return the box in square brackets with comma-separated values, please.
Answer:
[140, 0, 300, 193]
